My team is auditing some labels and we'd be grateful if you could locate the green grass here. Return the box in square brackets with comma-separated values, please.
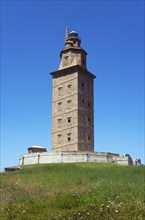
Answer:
[0, 163, 145, 220]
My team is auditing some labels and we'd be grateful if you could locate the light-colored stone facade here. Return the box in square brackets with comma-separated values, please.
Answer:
[50, 28, 96, 152]
[19, 151, 133, 166]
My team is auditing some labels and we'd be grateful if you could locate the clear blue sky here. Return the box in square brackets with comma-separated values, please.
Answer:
[1, 0, 144, 170]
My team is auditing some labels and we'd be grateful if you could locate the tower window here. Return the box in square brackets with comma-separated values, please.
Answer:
[67, 117, 71, 124]
[81, 99, 84, 104]
[82, 59, 85, 66]
[88, 134, 91, 141]
[88, 118, 90, 125]
[82, 83, 84, 88]
[67, 100, 72, 109]
[88, 102, 90, 107]
[67, 133, 71, 142]
[58, 119, 62, 128]
[58, 102, 62, 111]
[58, 134, 62, 143]
[58, 87, 62, 96]
[64, 55, 68, 60]
[67, 84, 72, 93]
[64, 56, 69, 65]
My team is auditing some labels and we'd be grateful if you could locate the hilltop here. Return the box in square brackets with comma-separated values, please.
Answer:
[0, 163, 145, 220]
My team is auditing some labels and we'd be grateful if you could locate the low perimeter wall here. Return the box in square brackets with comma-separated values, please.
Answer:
[19, 151, 133, 166]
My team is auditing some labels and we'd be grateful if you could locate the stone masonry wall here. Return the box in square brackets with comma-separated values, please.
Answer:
[78, 71, 94, 151]
[19, 152, 132, 166]
[51, 66, 95, 152]
[52, 71, 78, 151]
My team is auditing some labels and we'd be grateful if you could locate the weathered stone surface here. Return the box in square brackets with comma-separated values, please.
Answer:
[50, 28, 96, 152]
[19, 151, 133, 166]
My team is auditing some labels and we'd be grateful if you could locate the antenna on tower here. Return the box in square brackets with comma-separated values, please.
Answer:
[65, 26, 69, 42]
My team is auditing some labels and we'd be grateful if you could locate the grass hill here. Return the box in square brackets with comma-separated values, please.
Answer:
[0, 163, 145, 220]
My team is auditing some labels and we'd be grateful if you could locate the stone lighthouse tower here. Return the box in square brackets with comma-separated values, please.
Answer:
[18, 28, 134, 166]
[50, 27, 96, 152]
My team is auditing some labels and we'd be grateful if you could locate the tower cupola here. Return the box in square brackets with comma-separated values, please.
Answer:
[68, 30, 81, 47]
[59, 27, 87, 70]
[69, 30, 80, 39]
